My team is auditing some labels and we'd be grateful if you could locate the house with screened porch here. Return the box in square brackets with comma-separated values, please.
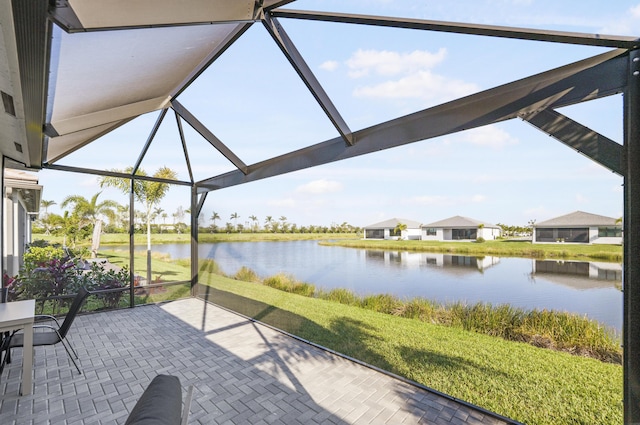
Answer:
[532, 211, 622, 244]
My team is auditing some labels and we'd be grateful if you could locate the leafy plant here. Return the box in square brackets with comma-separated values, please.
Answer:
[83, 262, 130, 309]
[18, 255, 82, 313]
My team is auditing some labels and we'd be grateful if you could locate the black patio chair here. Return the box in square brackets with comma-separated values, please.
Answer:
[0, 287, 91, 375]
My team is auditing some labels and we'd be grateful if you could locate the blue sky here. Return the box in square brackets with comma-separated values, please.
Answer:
[39, 0, 638, 229]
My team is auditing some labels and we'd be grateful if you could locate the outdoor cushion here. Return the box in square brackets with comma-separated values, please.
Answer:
[125, 375, 182, 425]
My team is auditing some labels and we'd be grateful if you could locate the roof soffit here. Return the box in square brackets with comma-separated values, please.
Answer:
[59, 0, 259, 30]
[46, 23, 241, 139]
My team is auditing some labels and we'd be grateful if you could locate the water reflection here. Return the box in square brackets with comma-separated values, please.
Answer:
[531, 260, 621, 290]
[366, 250, 501, 273]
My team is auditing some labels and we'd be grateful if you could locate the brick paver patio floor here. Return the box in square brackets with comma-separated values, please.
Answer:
[0, 297, 518, 424]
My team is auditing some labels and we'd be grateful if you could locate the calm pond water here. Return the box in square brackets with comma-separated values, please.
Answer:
[111, 240, 623, 332]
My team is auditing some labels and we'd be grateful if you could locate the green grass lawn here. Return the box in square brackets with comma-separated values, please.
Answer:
[197, 270, 622, 425]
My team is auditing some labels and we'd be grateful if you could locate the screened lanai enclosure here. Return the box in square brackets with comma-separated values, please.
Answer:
[1, 0, 639, 423]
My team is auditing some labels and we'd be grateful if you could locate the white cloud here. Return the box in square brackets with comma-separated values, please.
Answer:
[599, 4, 640, 35]
[319, 60, 339, 71]
[346, 49, 447, 78]
[353, 71, 477, 101]
[462, 126, 518, 149]
[295, 179, 343, 194]
[345, 48, 478, 104]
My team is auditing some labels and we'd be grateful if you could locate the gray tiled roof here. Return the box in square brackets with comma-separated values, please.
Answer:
[535, 211, 619, 227]
[364, 217, 422, 229]
[423, 215, 499, 229]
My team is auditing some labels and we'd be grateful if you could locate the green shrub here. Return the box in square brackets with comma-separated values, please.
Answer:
[84, 262, 130, 309]
[22, 245, 66, 272]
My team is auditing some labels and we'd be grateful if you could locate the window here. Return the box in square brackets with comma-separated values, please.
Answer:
[557, 228, 588, 243]
[452, 228, 476, 240]
[426, 228, 437, 236]
[598, 227, 622, 237]
[365, 229, 384, 239]
[1, 91, 15, 116]
[536, 228, 554, 242]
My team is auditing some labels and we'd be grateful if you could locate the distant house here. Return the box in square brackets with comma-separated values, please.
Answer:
[532, 211, 622, 244]
[363, 218, 422, 240]
[421, 216, 501, 241]
[3, 169, 42, 276]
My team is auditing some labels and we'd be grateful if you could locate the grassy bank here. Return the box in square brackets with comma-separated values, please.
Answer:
[320, 239, 623, 262]
[197, 262, 622, 425]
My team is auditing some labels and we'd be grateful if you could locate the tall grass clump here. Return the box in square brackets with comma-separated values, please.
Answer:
[455, 303, 525, 339]
[446, 302, 621, 362]
[392, 297, 444, 322]
[263, 273, 316, 297]
[360, 294, 403, 314]
[233, 266, 261, 283]
[198, 259, 225, 276]
[317, 287, 360, 306]
[519, 309, 621, 363]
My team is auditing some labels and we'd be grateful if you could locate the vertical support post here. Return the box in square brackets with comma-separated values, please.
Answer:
[129, 178, 135, 308]
[624, 48, 640, 424]
[0, 156, 4, 292]
[190, 186, 198, 296]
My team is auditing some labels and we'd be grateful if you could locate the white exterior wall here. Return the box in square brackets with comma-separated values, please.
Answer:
[478, 227, 500, 240]
[4, 187, 30, 276]
[403, 228, 422, 240]
[421, 228, 445, 241]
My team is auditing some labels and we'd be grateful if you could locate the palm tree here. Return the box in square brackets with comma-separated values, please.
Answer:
[99, 166, 177, 283]
[230, 212, 240, 232]
[249, 215, 258, 232]
[210, 211, 220, 230]
[153, 207, 164, 225]
[279, 216, 288, 233]
[393, 222, 408, 239]
[61, 192, 118, 256]
[264, 216, 274, 232]
[40, 199, 57, 234]
[40, 199, 56, 218]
